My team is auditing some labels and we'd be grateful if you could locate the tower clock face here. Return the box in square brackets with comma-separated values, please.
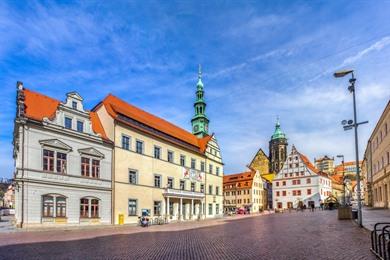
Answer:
[194, 125, 199, 132]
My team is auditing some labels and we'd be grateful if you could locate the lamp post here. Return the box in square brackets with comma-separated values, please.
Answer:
[336, 155, 346, 206]
[334, 69, 368, 227]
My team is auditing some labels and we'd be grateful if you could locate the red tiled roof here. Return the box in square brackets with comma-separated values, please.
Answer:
[24, 89, 60, 121]
[298, 152, 319, 174]
[330, 174, 343, 184]
[23, 88, 108, 140]
[223, 171, 256, 189]
[98, 94, 213, 152]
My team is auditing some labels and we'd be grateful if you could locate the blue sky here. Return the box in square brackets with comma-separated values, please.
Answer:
[1, 1, 390, 178]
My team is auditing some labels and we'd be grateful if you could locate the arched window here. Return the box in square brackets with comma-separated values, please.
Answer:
[80, 197, 100, 218]
[42, 194, 66, 218]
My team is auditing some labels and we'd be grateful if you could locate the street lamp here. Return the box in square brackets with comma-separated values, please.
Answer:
[334, 69, 368, 227]
[336, 155, 346, 206]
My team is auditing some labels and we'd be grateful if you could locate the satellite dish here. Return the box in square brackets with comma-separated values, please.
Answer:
[341, 120, 347, 125]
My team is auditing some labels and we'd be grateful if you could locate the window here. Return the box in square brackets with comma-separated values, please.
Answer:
[167, 177, 173, 189]
[276, 182, 279, 187]
[180, 180, 185, 190]
[191, 182, 195, 192]
[56, 196, 66, 217]
[43, 149, 55, 172]
[91, 159, 100, 178]
[129, 170, 137, 184]
[216, 167, 220, 176]
[65, 117, 72, 129]
[91, 199, 99, 218]
[77, 121, 84, 132]
[216, 204, 220, 214]
[200, 184, 204, 193]
[42, 195, 54, 217]
[81, 157, 90, 177]
[180, 155, 186, 166]
[306, 178, 311, 184]
[136, 140, 143, 154]
[216, 186, 219, 195]
[297, 190, 301, 196]
[167, 151, 174, 163]
[154, 175, 161, 188]
[209, 185, 213, 195]
[282, 181, 286, 186]
[122, 135, 130, 150]
[201, 162, 205, 172]
[80, 198, 89, 218]
[276, 191, 280, 196]
[297, 179, 301, 185]
[282, 191, 286, 196]
[128, 199, 137, 216]
[209, 164, 213, 174]
[56, 152, 67, 173]
[208, 203, 213, 215]
[154, 201, 161, 216]
[154, 146, 161, 159]
[72, 101, 78, 110]
[191, 158, 196, 169]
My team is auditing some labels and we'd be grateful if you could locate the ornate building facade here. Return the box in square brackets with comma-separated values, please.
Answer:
[13, 83, 113, 227]
[272, 146, 332, 209]
[269, 119, 288, 174]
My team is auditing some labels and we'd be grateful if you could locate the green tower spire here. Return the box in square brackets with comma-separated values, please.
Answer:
[191, 64, 209, 137]
[271, 116, 286, 140]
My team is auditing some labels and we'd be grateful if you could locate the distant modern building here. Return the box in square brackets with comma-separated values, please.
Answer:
[362, 100, 389, 208]
[272, 145, 332, 209]
[314, 156, 334, 175]
[223, 170, 265, 213]
[13, 82, 113, 227]
[269, 119, 288, 174]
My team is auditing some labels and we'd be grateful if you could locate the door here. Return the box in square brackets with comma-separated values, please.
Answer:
[277, 202, 282, 209]
[287, 202, 293, 209]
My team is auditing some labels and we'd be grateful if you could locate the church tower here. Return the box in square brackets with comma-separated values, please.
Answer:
[269, 118, 288, 174]
[191, 65, 209, 137]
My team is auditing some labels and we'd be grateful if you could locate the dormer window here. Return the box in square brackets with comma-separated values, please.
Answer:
[72, 101, 78, 110]
[65, 117, 72, 129]
[77, 120, 84, 132]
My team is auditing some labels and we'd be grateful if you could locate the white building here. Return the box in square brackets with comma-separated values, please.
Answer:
[13, 82, 113, 227]
[273, 146, 332, 209]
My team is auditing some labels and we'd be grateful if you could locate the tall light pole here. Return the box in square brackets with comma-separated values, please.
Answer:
[334, 70, 368, 227]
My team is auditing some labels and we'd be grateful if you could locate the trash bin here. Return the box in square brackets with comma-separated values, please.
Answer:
[351, 210, 358, 219]
[118, 214, 124, 225]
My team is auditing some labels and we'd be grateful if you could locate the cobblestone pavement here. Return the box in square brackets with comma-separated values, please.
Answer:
[362, 207, 390, 231]
[0, 210, 374, 260]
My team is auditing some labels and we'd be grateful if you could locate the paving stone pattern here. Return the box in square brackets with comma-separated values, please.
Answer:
[0, 211, 374, 260]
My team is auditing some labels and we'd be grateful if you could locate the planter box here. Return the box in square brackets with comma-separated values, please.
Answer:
[338, 206, 352, 220]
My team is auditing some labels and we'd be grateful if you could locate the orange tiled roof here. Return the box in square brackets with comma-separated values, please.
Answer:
[98, 94, 213, 152]
[223, 171, 256, 189]
[298, 152, 319, 174]
[330, 174, 343, 184]
[334, 161, 362, 172]
[24, 89, 60, 121]
[23, 88, 108, 140]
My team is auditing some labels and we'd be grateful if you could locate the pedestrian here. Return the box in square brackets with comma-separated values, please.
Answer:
[320, 202, 324, 211]
[310, 203, 315, 212]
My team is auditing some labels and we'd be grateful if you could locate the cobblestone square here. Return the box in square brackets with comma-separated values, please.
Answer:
[0, 211, 374, 260]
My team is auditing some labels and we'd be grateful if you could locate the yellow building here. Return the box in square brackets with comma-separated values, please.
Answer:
[223, 170, 265, 213]
[363, 100, 390, 208]
[93, 72, 224, 224]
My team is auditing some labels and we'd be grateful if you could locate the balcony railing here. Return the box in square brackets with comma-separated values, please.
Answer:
[163, 188, 205, 199]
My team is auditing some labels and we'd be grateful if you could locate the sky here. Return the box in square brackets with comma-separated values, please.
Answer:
[0, 1, 390, 178]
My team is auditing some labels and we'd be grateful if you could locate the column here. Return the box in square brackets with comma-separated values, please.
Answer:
[166, 197, 170, 222]
[191, 199, 194, 220]
[180, 198, 183, 221]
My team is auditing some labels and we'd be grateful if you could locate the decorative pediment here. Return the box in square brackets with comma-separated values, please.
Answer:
[78, 147, 105, 159]
[66, 92, 83, 101]
[39, 139, 72, 152]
